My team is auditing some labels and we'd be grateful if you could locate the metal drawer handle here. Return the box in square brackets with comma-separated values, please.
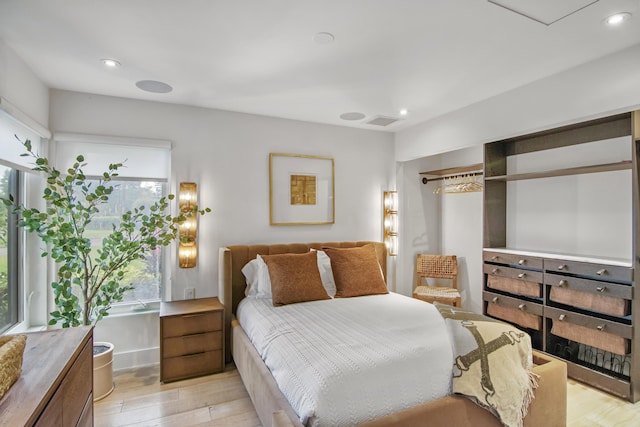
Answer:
[184, 351, 206, 357]
[558, 314, 566, 321]
[557, 264, 567, 270]
[596, 324, 605, 331]
[518, 259, 526, 265]
[596, 269, 607, 276]
[492, 296, 499, 304]
[517, 273, 526, 279]
[492, 268, 499, 274]
[558, 280, 567, 288]
[518, 303, 526, 311]
[596, 287, 606, 293]
[491, 256, 499, 261]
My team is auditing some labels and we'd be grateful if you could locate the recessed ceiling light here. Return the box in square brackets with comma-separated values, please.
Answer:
[340, 112, 365, 121]
[399, 109, 408, 116]
[604, 12, 631, 26]
[313, 32, 335, 44]
[101, 58, 121, 68]
[135, 80, 173, 94]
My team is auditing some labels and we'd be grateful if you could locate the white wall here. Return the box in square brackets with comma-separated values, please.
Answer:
[49, 89, 394, 369]
[0, 39, 49, 128]
[398, 146, 484, 312]
[395, 44, 640, 161]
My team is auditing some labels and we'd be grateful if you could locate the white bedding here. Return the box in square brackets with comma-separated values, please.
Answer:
[237, 292, 454, 427]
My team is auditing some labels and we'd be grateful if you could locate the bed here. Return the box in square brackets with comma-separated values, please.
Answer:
[218, 241, 567, 427]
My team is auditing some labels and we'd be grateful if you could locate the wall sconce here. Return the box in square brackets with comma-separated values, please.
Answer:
[179, 182, 198, 268]
[383, 191, 398, 256]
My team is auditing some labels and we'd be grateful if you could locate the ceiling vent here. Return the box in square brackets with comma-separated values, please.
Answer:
[366, 115, 401, 127]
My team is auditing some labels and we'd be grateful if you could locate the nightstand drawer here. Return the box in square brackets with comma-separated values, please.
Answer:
[162, 350, 223, 381]
[162, 311, 222, 338]
[163, 331, 222, 358]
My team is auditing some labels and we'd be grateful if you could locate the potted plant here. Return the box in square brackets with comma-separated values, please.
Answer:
[1, 137, 209, 399]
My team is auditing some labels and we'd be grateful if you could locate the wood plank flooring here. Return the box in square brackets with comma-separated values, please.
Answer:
[95, 364, 640, 427]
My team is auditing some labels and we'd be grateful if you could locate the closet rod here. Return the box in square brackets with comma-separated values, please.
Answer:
[422, 171, 483, 184]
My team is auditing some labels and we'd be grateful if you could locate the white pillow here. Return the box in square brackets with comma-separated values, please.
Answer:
[315, 250, 336, 297]
[242, 255, 272, 298]
[241, 251, 336, 298]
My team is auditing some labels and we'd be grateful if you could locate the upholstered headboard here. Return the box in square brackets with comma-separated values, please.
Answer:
[218, 241, 387, 361]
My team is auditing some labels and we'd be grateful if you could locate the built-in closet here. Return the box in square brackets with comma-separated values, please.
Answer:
[482, 111, 640, 402]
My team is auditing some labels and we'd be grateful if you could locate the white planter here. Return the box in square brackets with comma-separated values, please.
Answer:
[93, 341, 114, 401]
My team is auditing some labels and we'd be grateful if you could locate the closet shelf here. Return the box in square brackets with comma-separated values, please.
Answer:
[419, 163, 483, 177]
[485, 160, 632, 182]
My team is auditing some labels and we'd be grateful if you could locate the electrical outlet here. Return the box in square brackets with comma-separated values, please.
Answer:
[184, 287, 195, 299]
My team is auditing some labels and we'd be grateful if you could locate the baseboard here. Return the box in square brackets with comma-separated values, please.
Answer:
[112, 346, 159, 371]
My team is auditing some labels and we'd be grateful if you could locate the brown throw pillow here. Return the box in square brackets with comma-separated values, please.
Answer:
[322, 245, 388, 298]
[261, 251, 331, 306]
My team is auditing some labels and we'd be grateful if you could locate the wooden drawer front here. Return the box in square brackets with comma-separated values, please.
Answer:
[162, 350, 223, 381]
[487, 274, 542, 298]
[483, 251, 543, 269]
[163, 311, 222, 338]
[61, 339, 93, 427]
[484, 263, 543, 283]
[163, 331, 222, 358]
[544, 259, 632, 283]
[546, 273, 631, 317]
[483, 291, 543, 316]
[545, 307, 632, 340]
[545, 273, 632, 300]
[487, 302, 542, 330]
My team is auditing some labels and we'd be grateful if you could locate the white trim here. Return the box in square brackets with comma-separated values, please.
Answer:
[0, 96, 51, 139]
[53, 132, 171, 149]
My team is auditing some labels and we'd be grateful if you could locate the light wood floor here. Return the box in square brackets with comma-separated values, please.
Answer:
[95, 364, 640, 427]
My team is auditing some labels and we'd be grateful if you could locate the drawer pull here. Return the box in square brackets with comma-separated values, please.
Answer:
[491, 296, 499, 304]
[558, 314, 566, 321]
[181, 313, 205, 319]
[557, 264, 567, 270]
[517, 272, 526, 279]
[491, 256, 499, 261]
[596, 324, 606, 331]
[518, 303, 526, 311]
[492, 268, 499, 274]
[518, 259, 526, 265]
[596, 269, 607, 276]
[184, 351, 206, 357]
[558, 279, 567, 287]
[596, 286, 606, 293]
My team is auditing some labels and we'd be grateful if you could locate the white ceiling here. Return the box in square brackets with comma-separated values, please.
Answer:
[0, 0, 639, 132]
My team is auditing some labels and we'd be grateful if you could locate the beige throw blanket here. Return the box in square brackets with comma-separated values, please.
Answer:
[434, 303, 538, 427]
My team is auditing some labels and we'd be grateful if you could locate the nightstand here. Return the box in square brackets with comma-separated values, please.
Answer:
[159, 297, 224, 383]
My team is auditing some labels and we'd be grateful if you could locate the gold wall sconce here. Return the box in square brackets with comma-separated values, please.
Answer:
[179, 182, 198, 268]
[383, 191, 398, 256]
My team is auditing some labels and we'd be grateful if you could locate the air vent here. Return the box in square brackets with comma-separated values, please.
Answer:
[366, 116, 401, 127]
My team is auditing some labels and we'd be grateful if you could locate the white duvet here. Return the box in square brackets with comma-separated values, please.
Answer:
[237, 292, 454, 427]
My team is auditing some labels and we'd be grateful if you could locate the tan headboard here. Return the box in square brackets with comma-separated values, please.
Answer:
[218, 241, 387, 362]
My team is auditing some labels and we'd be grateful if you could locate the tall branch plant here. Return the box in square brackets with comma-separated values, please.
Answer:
[1, 138, 209, 327]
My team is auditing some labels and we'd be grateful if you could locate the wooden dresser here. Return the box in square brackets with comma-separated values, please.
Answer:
[0, 326, 94, 426]
[160, 297, 224, 383]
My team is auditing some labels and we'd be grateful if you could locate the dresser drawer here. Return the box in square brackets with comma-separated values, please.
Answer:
[162, 350, 223, 381]
[484, 263, 543, 283]
[483, 291, 543, 330]
[486, 273, 542, 298]
[483, 251, 543, 269]
[546, 273, 631, 317]
[162, 311, 222, 338]
[544, 259, 632, 283]
[163, 331, 222, 358]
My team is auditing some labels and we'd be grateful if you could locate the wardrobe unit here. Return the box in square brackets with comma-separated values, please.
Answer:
[482, 111, 640, 402]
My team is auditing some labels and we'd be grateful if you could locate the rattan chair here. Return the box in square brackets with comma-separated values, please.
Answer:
[412, 254, 461, 307]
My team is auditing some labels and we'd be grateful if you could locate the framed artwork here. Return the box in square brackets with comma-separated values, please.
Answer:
[269, 153, 335, 225]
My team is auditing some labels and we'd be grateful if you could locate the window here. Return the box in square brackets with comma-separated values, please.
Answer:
[54, 133, 172, 307]
[86, 179, 167, 303]
[0, 165, 19, 333]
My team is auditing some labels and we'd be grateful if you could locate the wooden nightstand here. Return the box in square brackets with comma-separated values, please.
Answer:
[159, 297, 224, 383]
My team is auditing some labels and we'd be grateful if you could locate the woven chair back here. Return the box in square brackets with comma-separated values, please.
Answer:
[416, 254, 458, 288]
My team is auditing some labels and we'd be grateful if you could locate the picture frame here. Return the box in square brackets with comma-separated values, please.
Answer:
[269, 153, 335, 225]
